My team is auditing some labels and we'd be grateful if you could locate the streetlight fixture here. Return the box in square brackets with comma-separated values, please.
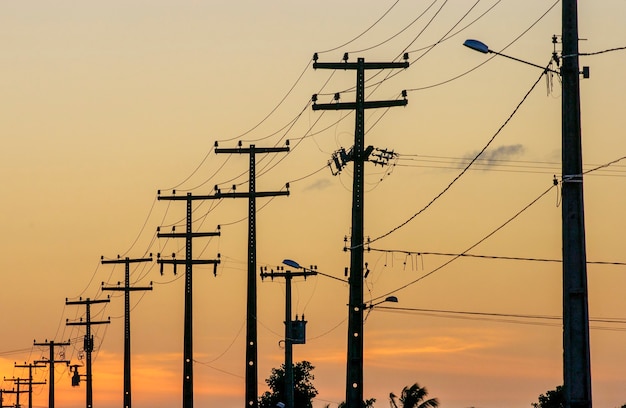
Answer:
[463, 22, 592, 408]
[463, 39, 560, 74]
[364, 296, 399, 310]
[260, 260, 317, 408]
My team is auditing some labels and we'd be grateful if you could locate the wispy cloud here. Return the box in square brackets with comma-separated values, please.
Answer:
[468, 144, 525, 166]
[305, 178, 333, 191]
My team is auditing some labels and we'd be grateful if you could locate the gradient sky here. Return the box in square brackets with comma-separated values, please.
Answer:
[2, 1, 626, 408]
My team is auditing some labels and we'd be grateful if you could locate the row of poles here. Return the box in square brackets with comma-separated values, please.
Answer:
[4, 2, 591, 407]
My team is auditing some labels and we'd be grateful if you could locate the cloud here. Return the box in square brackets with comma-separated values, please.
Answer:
[304, 178, 333, 191]
[469, 144, 525, 166]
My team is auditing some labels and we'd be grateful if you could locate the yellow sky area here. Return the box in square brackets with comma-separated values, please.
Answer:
[2, 1, 626, 408]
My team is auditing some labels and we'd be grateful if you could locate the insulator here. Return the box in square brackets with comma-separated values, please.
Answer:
[312, 52, 318, 61]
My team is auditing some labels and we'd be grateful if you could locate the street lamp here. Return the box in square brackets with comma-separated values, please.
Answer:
[364, 296, 399, 310]
[464, 28, 592, 408]
[363, 296, 399, 322]
[260, 260, 317, 408]
[463, 39, 560, 74]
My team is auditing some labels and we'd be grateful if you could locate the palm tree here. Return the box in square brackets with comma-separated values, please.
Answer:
[389, 383, 439, 408]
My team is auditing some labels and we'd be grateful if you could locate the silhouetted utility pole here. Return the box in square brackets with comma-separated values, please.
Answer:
[214, 141, 290, 408]
[4, 374, 45, 408]
[66, 297, 110, 408]
[33, 339, 71, 408]
[156, 194, 221, 408]
[1, 383, 27, 408]
[101, 255, 153, 408]
[561, 2, 591, 408]
[0, 389, 15, 408]
[261, 265, 317, 408]
[312, 54, 408, 408]
[11, 364, 46, 408]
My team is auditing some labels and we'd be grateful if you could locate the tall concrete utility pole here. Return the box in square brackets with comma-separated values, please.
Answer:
[33, 339, 71, 408]
[561, 1, 592, 407]
[66, 297, 111, 408]
[11, 364, 46, 408]
[214, 142, 290, 408]
[101, 256, 153, 408]
[312, 55, 408, 408]
[156, 193, 221, 408]
[260, 265, 317, 408]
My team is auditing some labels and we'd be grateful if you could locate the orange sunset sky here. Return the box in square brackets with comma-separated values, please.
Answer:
[2, 1, 626, 408]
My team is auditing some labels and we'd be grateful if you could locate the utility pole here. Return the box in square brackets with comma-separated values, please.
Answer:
[0, 389, 14, 408]
[214, 141, 290, 408]
[261, 264, 317, 408]
[312, 54, 408, 408]
[1, 384, 27, 408]
[561, 2, 591, 408]
[33, 339, 71, 408]
[101, 255, 153, 408]
[10, 365, 46, 408]
[156, 194, 221, 408]
[66, 297, 111, 408]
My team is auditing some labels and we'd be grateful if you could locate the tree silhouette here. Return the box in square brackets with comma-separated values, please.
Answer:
[389, 383, 439, 408]
[258, 360, 318, 408]
[531, 385, 564, 408]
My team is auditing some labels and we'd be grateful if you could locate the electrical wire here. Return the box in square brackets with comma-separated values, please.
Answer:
[372, 182, 556, 302]
[374, 306, 626, 331]
[219, 59, 312, 143]
[404, 0, 560, 92]
[347, 0, 440, 55]
[405, 0, 503, 54]
[579, 46, 626, 57]
[367, 248, 626, 266]
[366, 62, 548, 248]
[317, 0, 402, 54]
[393, 154, 626, 177]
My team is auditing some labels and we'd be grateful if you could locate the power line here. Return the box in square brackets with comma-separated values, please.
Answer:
[374, 306, 626, 331]
[369, 62, 548, 247]
[371, 182, 556, 302]
[405, 0, 560, 92]
[317, 0, 402, 54]
[368, 248, 626, 266]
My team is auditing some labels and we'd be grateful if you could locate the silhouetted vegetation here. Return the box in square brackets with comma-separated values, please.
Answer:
[389, 383, 439, 408]
[258, 360, 318, 408]
[531, 385, 564, 408]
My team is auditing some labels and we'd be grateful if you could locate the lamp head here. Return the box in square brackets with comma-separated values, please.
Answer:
[282, 259, 301, 269]
[463, 39, 490, 54]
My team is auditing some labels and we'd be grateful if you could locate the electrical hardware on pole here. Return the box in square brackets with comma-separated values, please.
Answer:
[65, 297, 111, 408]
[101, 255, 153, 408]
[214, 142, 290, 408]
[33, 339, 71, 408]
[156, 192, 222, 408]
[312, 54, 408, 408]
[260, 264, 317, 408]
[11, 364, 46, 408]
